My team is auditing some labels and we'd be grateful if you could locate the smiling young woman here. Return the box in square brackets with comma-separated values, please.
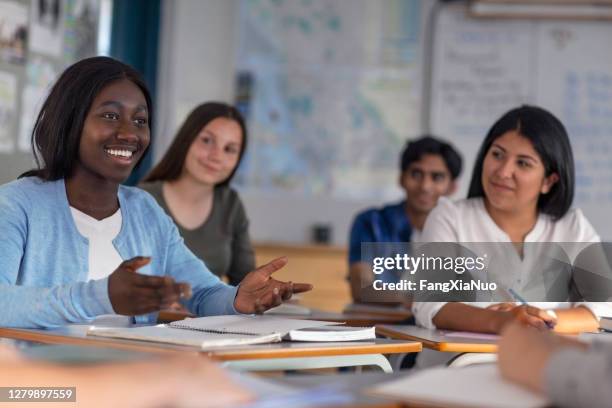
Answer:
[140, 103, 254, 285]
[411, 105, 608, 340]
[0, 57, 311, 328]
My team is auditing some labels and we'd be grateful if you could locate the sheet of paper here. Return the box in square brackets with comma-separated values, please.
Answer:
[88, 325, 282, 349]
[370, 364, 548, 408]
[170, 315, 340, 335]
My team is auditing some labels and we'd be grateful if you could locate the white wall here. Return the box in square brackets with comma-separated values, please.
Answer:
[156, 0, 239, 164]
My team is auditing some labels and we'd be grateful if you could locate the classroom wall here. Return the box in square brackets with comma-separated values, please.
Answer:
[155, 0, 424, 246]
[0, 0, 80, 185]
[0, 0, 100, 185]
[155, 0, 239, 164]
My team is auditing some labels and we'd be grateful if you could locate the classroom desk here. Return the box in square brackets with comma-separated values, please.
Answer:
[343, 303, 413, 320]
[375, 325, 498, 353]
[0, 325, 421, 372]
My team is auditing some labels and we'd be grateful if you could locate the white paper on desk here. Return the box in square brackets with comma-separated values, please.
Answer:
[169, 315, 339, 335]
[87, 325, 283, 349]
[370, 364, 548, 408]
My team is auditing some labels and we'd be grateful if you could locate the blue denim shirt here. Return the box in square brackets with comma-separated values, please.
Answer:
[0, 177, 237, 328]
[348, 201, 413, 283]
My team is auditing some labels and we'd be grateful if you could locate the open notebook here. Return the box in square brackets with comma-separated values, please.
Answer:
[370, 364, 548, 408]
[87, 315, 375, 349]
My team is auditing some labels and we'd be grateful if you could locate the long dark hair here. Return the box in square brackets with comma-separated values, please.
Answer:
[144, 102, 247, 187]
[20, 56, 153, 180]
[467, 105, 574, 220]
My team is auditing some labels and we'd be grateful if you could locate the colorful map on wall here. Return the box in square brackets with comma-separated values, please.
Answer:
[235, 0, 423, 199]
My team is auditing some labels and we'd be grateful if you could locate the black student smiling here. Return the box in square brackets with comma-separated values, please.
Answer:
[0, 57, 311, 327]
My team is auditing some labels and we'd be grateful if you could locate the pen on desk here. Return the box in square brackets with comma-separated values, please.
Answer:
[507, 288, 556, 329]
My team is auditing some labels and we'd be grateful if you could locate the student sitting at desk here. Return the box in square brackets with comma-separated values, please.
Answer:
[412, 105, 608, 335]
[348, 136, 462, 302]
[0, 56, 311, 328]
[499, 322, 612, 408]
[140, 102, 254, 285]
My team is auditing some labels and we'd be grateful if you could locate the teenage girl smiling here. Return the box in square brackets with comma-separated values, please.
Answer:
[0, 56, 311, 328]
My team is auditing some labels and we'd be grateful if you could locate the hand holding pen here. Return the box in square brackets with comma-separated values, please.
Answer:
[502, 288, 557, 330]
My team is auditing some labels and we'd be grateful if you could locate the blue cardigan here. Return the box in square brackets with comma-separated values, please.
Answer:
[0, 177, 238, 328]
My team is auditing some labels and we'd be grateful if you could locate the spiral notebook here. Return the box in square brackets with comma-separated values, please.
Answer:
[86, 315, 369, 349]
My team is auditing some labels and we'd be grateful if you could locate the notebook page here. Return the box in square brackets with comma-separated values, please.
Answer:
[169, 315, 340, 335]
[370, 364, 548, 408]
[88, 325, 282, 348]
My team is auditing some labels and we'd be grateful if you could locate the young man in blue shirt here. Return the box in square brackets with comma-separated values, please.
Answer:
[348, 136, 462, 302]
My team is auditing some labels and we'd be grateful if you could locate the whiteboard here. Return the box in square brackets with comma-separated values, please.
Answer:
[430, 3, 612, 239]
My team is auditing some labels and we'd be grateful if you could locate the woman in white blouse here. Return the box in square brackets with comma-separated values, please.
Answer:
[412, 105, 607, 334]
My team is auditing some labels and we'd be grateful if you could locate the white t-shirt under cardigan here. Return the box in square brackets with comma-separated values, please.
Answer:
[70, 207, 123, 281]
[411, 197, 612, 329]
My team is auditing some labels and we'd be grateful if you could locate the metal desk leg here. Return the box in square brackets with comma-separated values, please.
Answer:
[447, 352, 497, 367]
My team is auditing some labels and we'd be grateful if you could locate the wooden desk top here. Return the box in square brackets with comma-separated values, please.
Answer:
[254, 242, 347, 256]
[342, 303, 413, 320]
[0, 326, 421, 361]
[376, 325, 498, 353]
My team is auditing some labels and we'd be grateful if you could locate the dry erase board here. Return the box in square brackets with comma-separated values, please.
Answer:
[430, 2, 612, 239]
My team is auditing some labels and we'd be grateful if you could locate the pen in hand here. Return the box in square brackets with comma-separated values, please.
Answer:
[508, 288, 556, 329]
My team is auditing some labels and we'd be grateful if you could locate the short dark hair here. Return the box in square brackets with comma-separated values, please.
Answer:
[144, 102, 247, 187]
[400, 135, 462, 180]
[20, 56, 153, 180]
[467, 105, 574, 220]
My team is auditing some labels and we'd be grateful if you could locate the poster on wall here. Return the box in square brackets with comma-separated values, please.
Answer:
[0, 71, 17, 153]
[30, 0, 65, 57]
[19, 58, 57, 152]
[64, 0, 99, 61]
[0, 1, 28, 64]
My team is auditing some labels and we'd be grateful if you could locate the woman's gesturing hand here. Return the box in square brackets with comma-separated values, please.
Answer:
[234, 257, 313, 314]
[108, 257, 191, 316]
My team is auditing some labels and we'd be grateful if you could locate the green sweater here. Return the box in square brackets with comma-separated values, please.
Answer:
[139, 182, 255, 285]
